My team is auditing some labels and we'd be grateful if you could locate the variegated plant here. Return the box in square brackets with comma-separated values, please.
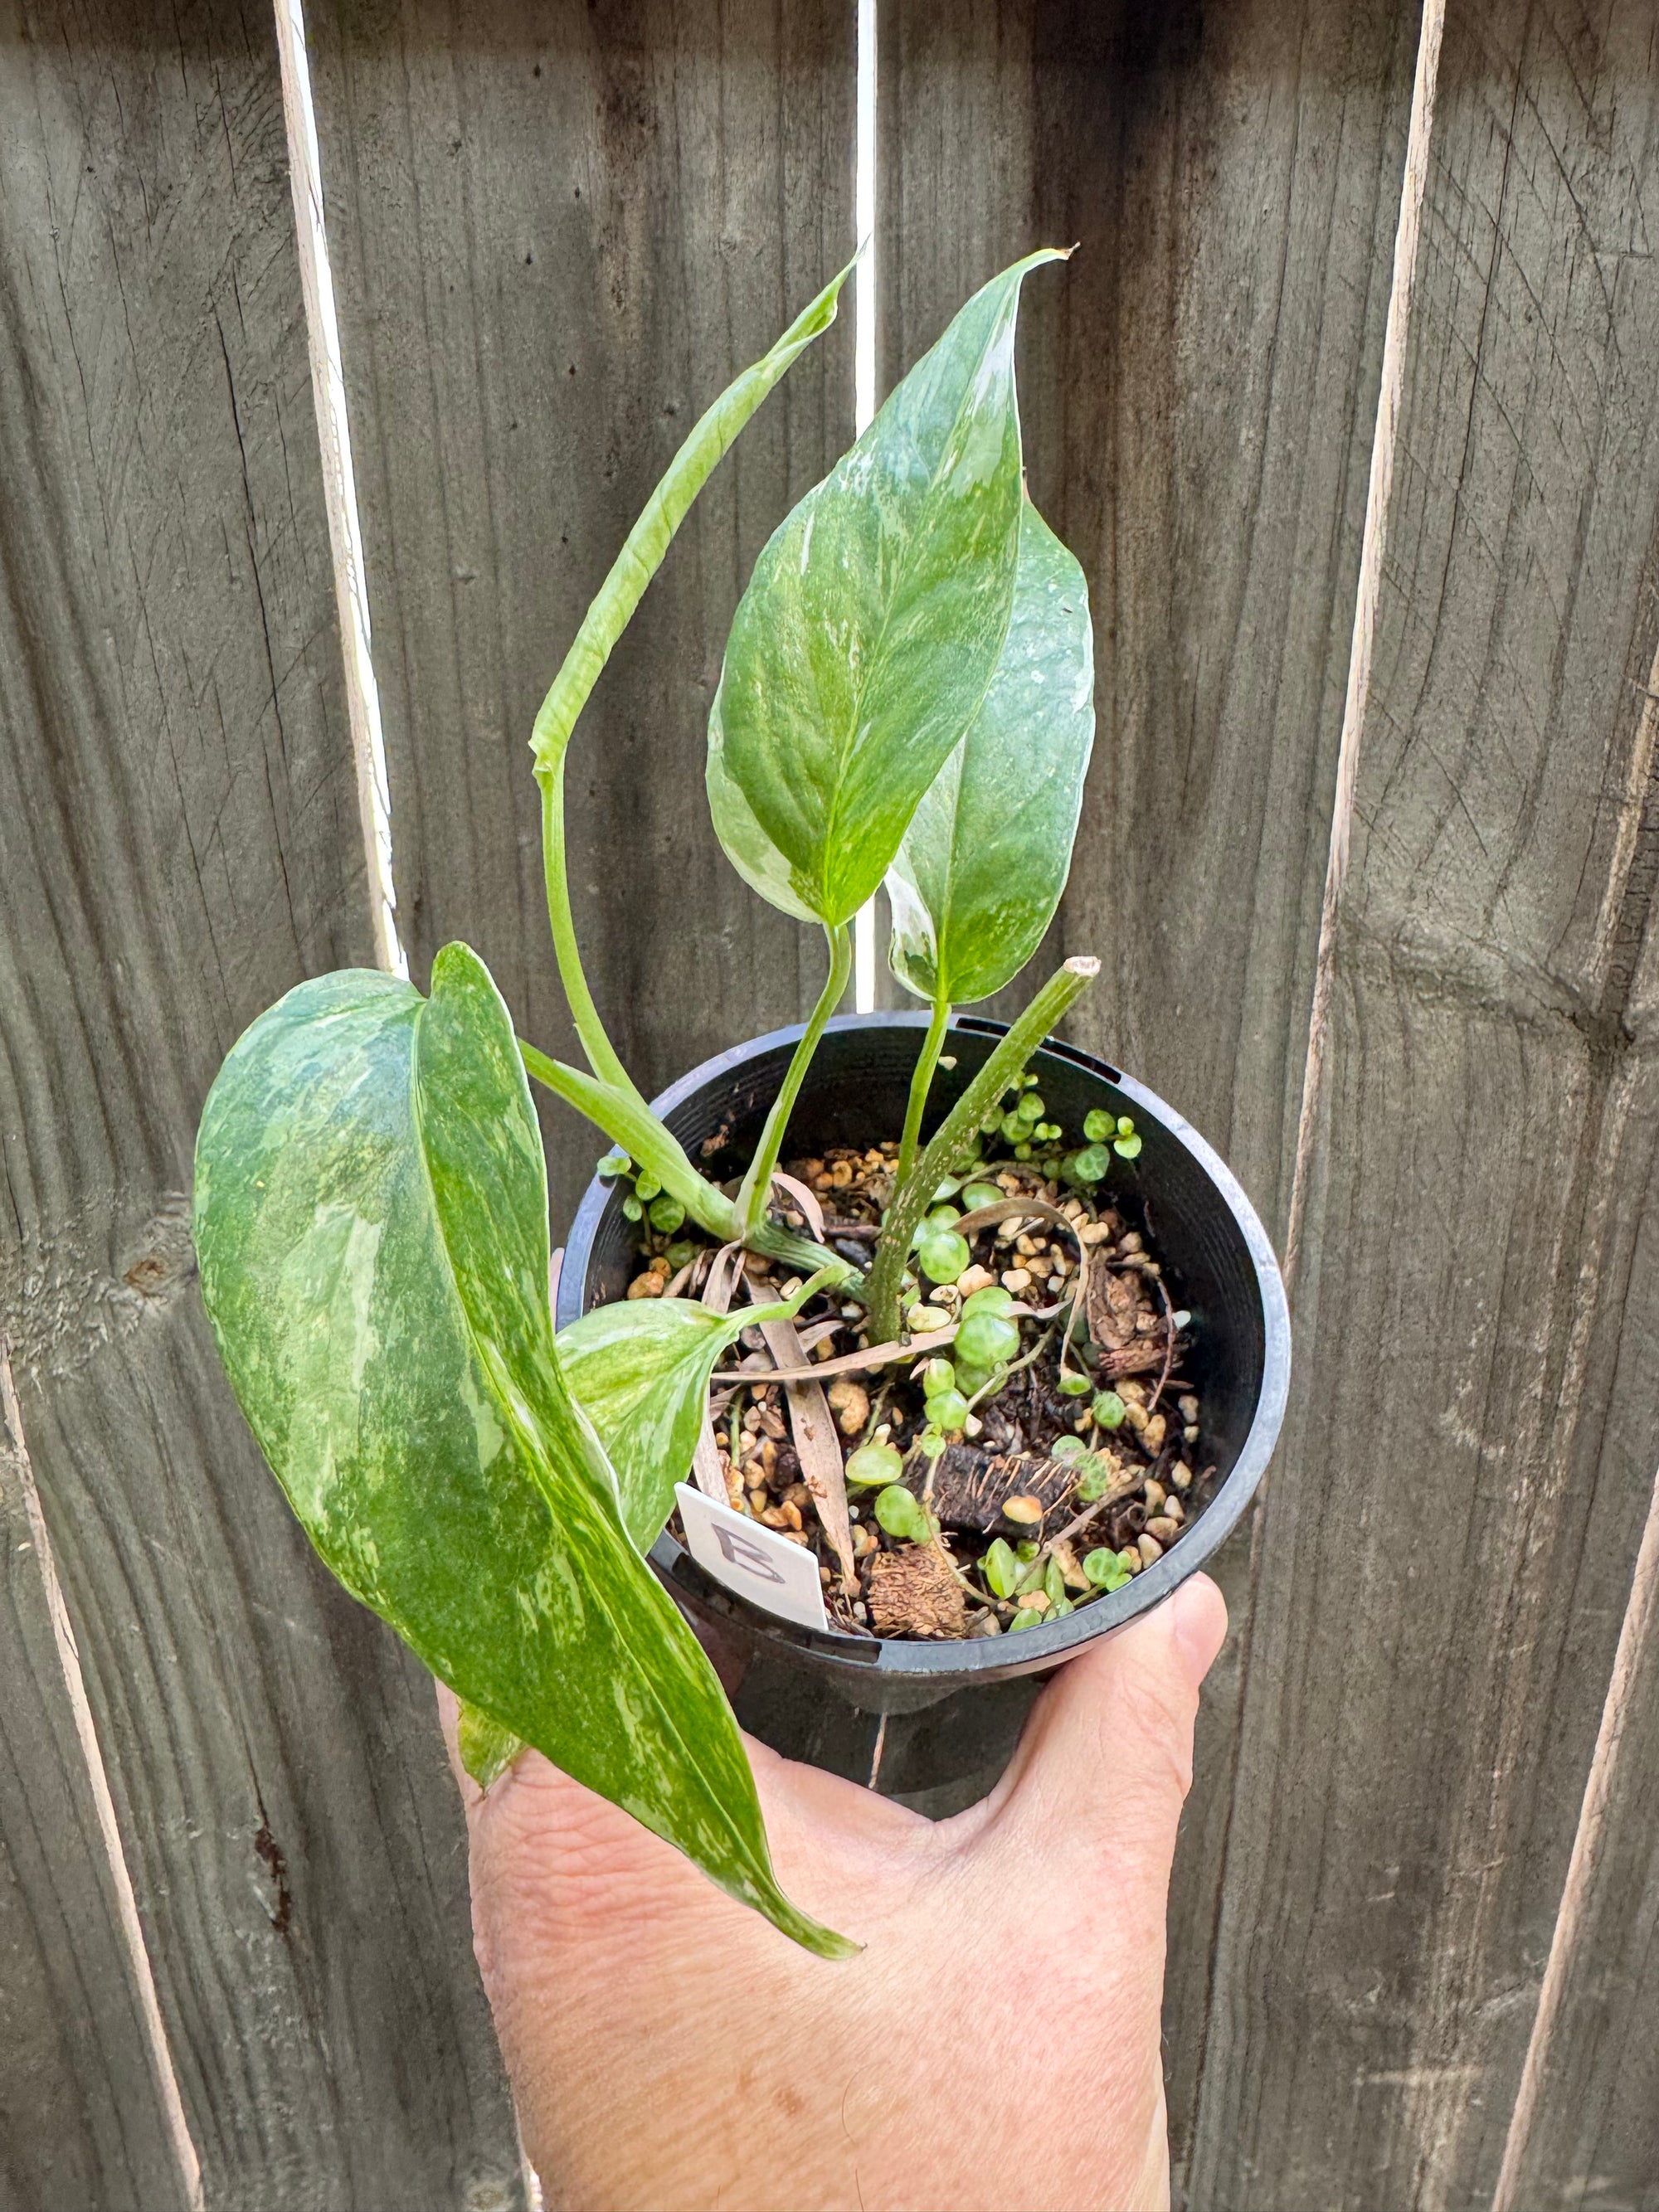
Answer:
[195, 252, 1097, 1957]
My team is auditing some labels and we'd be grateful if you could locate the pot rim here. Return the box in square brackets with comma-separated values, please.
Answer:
[560, 1010, 1291, 1681]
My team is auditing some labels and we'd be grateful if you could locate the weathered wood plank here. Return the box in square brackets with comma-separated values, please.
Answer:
[1491, 877, 1659, 2210]
[879, 0, 1418, 1236]
[878, 3, 1418, 2189]
[1189, 1, 1659, 2201]
[0, 2, 519, 2200]
[308, 0, 856, 1234]
[0, 1354, 191, 2212]
[1498, 1469, 1659, 2211]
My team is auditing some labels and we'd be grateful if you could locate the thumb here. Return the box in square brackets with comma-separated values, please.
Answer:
[985, 1573, 1228, 1883]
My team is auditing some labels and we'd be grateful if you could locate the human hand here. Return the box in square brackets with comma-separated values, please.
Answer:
[442, 1573, 1227, 2212]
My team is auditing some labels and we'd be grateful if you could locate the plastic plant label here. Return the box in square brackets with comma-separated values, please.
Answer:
[675, 1484, 830, 1632]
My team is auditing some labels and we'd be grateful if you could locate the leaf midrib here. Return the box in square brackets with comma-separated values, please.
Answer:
[406, 1004, 786, 1918]
[814, 314, 1023, 915]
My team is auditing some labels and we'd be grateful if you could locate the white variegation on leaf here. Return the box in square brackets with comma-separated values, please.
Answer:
[191, 246, 1110, 1969]
[710, 249, 1070, 927]
[194, 949, 852, 1959]
[887, 498, 1095, 1005]
[557, 1271, 829, 1549]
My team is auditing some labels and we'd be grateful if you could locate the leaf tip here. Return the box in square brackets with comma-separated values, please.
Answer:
[430, 939, 483, 989]
[800, 253, 860, 338]
[457, 1699, 525, 1792]
[795, 1920, 864, 1962]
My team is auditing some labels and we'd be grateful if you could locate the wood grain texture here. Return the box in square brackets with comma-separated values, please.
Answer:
[878, 3, 1418, 2188]
[0, 2, 519, 2200]
[0, 1359, 191, 2212]
[307, 0, 857, 1236]
[1492, 703, 1659, 2210]
[1497, 1447, 1659, 2211]
[879, 0, 1418, 1240]
[1189, 1, 1659, 2202]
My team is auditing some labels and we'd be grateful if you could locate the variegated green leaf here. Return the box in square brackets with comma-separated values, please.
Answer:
[193, 950, 851, 1958]
[559, 1274, 823, 1548]
[703, 681, 819, 924]
[531, 257, 856, 780]
[457, 1701, 523, 1791]
[710, 250, 1068, 926]
[888, 498, 1094, 1004]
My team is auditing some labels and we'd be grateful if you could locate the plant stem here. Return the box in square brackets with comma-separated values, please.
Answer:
[864, 956, 1099, 1344]
[527, 266, 854, 1094]
[518, 1037, 730, 1237]
[516, 265, 883, 1324]
[898, 995, 951, 1185]
[518, 1038, 861, 1294]
[737, 924, 854, 1242]
[528, 265, 852, 785]
[538, 768, 639, 1099]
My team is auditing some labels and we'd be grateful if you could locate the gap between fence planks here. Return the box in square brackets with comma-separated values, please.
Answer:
[0, 1349, 204, 2209]
[274, 0, 406, 981]
[1, 0, 1655, 2202]
[1491, 634, 1659, 2204]
[1496, 1443, 1659, 2208]
[303, 2, 1659, 2202]
[1283, 0, 1445, 1286]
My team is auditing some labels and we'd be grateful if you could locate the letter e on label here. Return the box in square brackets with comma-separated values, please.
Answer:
[675, 1484, 830, 1631]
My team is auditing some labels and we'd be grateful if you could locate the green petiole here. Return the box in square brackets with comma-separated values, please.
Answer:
[514, 260, 867, 1284]
[865, 956, 1100, 1342]
[518, 1038, 731, 1238]
[518, 1038, 858, 1293]
[539, 766, 638, 1103]
[529, 265, 854, 785]
[531, 265, 855, 1101]
[898, 994, 952, 1186]
[735, 923, 854, 1242]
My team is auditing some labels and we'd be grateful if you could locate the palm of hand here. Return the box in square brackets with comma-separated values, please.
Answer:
[448, 1575, 1226, 2212]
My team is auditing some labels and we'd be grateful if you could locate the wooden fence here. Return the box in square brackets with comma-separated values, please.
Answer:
[1, 0, 1655, 2204]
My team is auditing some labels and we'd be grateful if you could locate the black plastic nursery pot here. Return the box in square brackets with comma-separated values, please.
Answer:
[557, 1012, 1291, 1773]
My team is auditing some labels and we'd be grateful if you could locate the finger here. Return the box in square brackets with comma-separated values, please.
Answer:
[986, 1573, 1227, 1877]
